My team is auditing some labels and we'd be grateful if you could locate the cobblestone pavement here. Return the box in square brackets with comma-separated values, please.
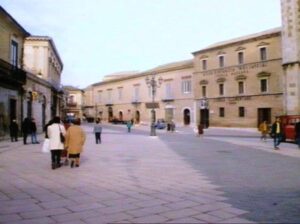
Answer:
[0, 125, 257, 224]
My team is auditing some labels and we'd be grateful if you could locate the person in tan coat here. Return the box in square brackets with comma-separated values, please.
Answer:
[65, 118, 86, 168]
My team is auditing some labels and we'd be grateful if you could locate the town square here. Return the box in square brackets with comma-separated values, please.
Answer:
[1, 0, 300, 223]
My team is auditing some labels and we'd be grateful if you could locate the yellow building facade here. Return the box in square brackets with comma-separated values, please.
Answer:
[193, 28, 284, 128]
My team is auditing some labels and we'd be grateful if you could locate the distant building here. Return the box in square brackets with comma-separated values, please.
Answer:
[63, 86, 84, 121]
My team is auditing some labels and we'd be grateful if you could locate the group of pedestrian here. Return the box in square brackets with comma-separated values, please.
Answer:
[9, 117, 39, 144]
[46, 116, 86, 170]
[259, 118, 300, 150]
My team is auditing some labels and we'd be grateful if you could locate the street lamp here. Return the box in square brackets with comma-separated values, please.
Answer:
[145, 74, 163, 136]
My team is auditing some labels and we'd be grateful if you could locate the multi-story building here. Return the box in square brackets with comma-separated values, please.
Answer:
[63, 85, 84, 120]
[193, 28, 283, 128]
[0, 6, 29, 138]
[85, 59, 195, 126]
[0, 6, 64, 138]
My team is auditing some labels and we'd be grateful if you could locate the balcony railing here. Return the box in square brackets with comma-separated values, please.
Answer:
[0, 59, 26, 86]
[66, 102, 77, 107]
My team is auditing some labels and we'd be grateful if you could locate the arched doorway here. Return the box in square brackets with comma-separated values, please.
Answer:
[183, 108, 190, 125]
[42, 96, 46, 128]
[119, 111, 123, 121]
[135, 111, 140, 124]
[27, 91, 33, 118]
[108, 107, 113, 121]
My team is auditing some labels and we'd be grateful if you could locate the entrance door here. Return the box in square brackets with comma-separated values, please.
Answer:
[200, 109, 209, 128]
[135, 111, 140, 123]
[9, 99, 17, 121]
[108, 107, 113, 121]
[183, 109, 190, 125]
[119, 111, 123, 121]
[257, 108, 271, 126]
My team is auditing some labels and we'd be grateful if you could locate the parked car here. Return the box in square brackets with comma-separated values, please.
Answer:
[278, 115, 300, 142]
[110, 117, 126, 124]
[155, 119, 166, 129]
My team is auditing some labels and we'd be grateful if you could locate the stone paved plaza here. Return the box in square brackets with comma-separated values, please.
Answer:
[0, 124, 299, 223]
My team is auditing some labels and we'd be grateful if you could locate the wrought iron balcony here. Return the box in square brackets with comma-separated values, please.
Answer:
[0, 59, 26, 86]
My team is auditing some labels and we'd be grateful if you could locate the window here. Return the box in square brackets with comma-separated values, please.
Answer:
[107, 89, 112, 103]
[219, 83, 224, 96]
[165, 82, 172, 99]
[239, 107, 245, 117]
[238, 81, 244, 94]
[202, 86, 207, 97]
[118, 88, 123, 100]
[202, 60, 207, 70]
[182, 79, 191, 94]
[238, 52, 244, 65]
[260, 47, 267, 61]
[260, 79, 268, 93]
[10, 40, 18, 67]
[219, 107, 225, 117]
[97, 91, 102, 103]
[133, 86, 139, 101]
[219, 55, 225, 68]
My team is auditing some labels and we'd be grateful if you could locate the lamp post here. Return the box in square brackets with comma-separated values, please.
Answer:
[145, 74, 163, 136]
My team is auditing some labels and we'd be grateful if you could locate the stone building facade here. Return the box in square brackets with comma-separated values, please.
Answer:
[0, 6, 64, 139]
[193, 28, 284, 128]
[63, 86, 84, 120]
[84, 60, 195, 126]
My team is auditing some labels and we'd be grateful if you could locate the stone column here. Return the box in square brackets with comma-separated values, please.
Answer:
[281, 0, 300, 114]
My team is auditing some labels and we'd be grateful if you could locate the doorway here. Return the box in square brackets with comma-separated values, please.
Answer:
[135, 111, 140, 124]
[200, 109, 209, 128]
[183, 108, 190, 125]
[257, 108, 271, 127]
[119, 111, 123, 121]
[9, 98, 17, 121]
[108, 107, 113, 121]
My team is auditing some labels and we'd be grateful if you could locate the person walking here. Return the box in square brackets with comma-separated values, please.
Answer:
[271, 117, 282, 150]
[259, 120, 269, 141]
[21, 117, 30, 145]
[47, 116, 66, 170]
[93, 119, 102, 144]
[295, 120, 300, 149]
[30, 118, 39, 144]
[65, 118, 86, 168]
[9, 119, 19, 142]
[126, 120, 132, 133]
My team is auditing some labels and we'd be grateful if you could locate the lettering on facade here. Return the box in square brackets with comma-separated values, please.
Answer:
[201, 62, 267, 77]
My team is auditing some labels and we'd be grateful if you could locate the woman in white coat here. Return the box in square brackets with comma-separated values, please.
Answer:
[47, 116, 66, 169]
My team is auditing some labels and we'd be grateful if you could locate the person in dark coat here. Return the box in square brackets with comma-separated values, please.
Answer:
[271, 117, 283, 150]
[30, 118, 39, 144]
[295, 121, 300, 149]
[9, 119, 19, 142]
[21, 117, 30, 145]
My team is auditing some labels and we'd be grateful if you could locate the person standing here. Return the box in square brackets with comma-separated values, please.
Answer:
[295, 120, 300, 149]
[9, 119, 19, 142]
[47, 116, 66, 170]
[93, 119, 102, 144]
[259, 120, 269, 141]
[30, 118, 39, 144]
[21, 117, 30, 145]
[126, 120, 132, 133]
[271, 117, 282, 150]
[65, 118, 86, 168]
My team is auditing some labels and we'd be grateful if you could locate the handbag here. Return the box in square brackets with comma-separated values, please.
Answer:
[42, 138, 50, 153]
[58, 124, 65, 143]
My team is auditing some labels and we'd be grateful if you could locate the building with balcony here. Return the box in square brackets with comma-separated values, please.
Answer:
[0, 6, 64, 138]
[63, 86, 84, 121]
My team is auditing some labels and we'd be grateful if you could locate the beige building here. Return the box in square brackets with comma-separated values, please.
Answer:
[84, 60, 195, 126]
[193, 28, 283, 128]
[0, 6, 64, 138]
[63, 86, 84, 120]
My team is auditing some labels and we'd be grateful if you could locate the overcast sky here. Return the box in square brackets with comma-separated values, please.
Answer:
[1, 0, 281, 88]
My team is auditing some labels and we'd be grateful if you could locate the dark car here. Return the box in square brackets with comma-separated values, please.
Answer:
[155, 119, 166, 129]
